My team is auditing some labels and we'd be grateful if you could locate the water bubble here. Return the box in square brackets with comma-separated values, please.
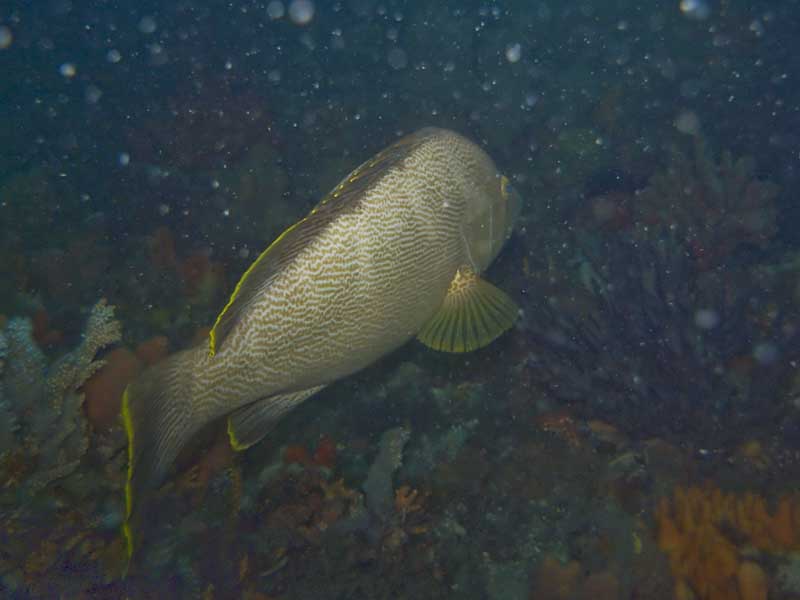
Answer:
[0, 26, 13, 49]
[267, 1, 285, 20]
[158, 204, 170, 216]
[505, 43, 522, 63]
[106, 49, 122, 63]
[118, 152, 130, 166]
[239, 247, 251, 259]
[138, 16, 157, 34]
[694, 308, 720, 330]
[288, 0, 315, 26]
[387, 47, 407, 70]
[59, 63, 76, 78]
[680, 0, 711, 21]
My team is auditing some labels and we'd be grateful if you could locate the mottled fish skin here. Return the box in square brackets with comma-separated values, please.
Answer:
[199, 127, 511, 414]
[122, 127, 520, 559]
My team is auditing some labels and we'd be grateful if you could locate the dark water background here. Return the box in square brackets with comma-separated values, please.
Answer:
[2, 1, 800, 598]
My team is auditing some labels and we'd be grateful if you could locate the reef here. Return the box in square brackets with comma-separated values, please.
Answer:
[655, 484, 800, 599]
[0, 298, 121, 492]
[522, 140, 797, 441]
[0, 299, 126, 595]
[631, 137, 780, 271]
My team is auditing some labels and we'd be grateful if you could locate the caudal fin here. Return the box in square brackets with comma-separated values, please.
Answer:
[121, 345, 207, 561]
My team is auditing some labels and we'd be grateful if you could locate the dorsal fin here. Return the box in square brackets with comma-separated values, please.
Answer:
[208, 129, 436, 356]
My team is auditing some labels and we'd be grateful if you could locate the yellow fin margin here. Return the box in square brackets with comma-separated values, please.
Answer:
[208, 217, 308, 357]
[417, 267, 519, 353]
[121, 384, 135, 568]
[227, 417, 247, 452]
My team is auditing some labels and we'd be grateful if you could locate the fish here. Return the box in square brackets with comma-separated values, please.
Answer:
[121, 127, 522, 558]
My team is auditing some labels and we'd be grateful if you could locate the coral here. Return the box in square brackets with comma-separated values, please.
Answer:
[282, 444, 312, 467]
[655, 484, 796, 599]
[311, 435, 337, 470]
[180, 252, 226, 307]
[148, 226, 178, 270]
[523, 229, 800, 440]
[82, 347, 141, 429]
[529, 557, 582, 600]
[737, 562, 768, 600]
[0, 329, 15, 450]
[362, 426, 411, 522]
[0, 299, 121, 491]
[632, 137, 779, 270]
[394, 485, 426, 524]
[535, 409, 582, 449]
[135, 335, 170, 366]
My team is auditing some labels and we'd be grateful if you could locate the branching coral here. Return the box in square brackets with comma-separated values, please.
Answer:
[523, 229, 800, 440]
[632, 137, 779, 270]
[0, 298, 121, 492]
[655, 484, 795, 599]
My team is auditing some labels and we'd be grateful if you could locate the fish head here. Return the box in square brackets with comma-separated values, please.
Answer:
[462, 170, 522, 271]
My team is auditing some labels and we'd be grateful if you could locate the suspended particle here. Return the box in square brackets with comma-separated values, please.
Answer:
[674, 110, 701, 135]
[288, 0, 315, 26]
[138, 16, 157, 34]
[387, 47, 407, 70]
[267, 1, 285, 20]
[59, 62, 76, 78]
[693, 308, 720, 330]
[679, 0, 711, 21]
[505, 43, 522, 63]
[0, 26, 12, 49]
[119, 152, 130, 166]
[85, 85, 102, 104]
[107, 48, 122, 63]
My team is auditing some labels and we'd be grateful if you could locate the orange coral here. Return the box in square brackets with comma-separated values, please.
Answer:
[536, 410, 582, 448]
[31, 308, 62, 348]
[283, 444, 312, 466]
[655, 484, 790, 599]
[81, 347, 142, 429]
[148, 226, 178, 270]
[737, 562, 767, 600]
[135, 335, 170, 366]
[530, 557, 582, 600]
[312, 436, 337, 469]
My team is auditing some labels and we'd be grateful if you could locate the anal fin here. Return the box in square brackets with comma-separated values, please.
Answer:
[417, 266, 519, 353]
[227, 386, 325, 451]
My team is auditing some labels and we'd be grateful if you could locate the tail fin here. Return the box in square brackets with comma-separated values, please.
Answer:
[121, 346, 208, 562]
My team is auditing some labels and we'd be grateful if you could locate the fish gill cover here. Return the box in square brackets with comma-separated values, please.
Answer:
[0, 1, 800, 599]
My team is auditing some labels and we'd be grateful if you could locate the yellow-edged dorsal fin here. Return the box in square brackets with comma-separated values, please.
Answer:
[417, 267, 519, 353]
[208, 129, 437, 357]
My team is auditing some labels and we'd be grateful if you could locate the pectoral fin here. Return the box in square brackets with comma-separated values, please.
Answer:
[227, 386, 325, 451]
[417, 267, 518, 353]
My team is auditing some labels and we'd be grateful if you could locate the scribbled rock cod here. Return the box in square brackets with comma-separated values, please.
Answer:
[122, 127, 522, 554]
